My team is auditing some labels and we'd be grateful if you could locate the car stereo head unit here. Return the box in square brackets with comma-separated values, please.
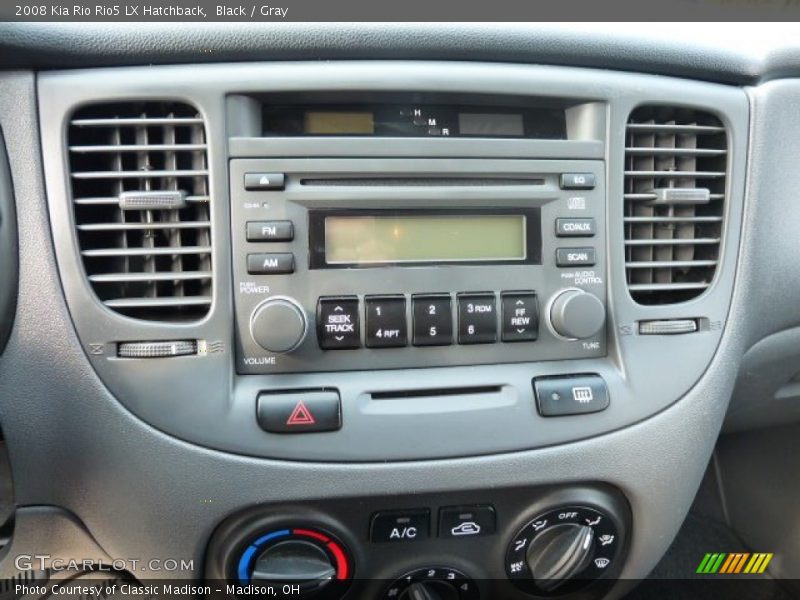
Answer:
[230, 158, 606, 374]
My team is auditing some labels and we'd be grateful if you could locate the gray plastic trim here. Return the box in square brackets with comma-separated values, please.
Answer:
[36, 61, 748, 462]
[0, 63, 759, 590]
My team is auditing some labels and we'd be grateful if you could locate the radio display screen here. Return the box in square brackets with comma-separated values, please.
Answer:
[323, 215, 527, 265]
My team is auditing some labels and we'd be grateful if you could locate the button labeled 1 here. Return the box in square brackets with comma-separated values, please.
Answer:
[366, 296, 407, 348]
[412, 295, 453, 346]
[458, 293, 497, 344]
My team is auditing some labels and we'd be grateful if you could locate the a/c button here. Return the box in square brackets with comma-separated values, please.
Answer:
[370, 510, 430, 543]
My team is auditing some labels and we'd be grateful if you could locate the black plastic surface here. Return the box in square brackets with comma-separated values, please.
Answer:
[0, 131, 16, 355]
[0, 23, 797, 85]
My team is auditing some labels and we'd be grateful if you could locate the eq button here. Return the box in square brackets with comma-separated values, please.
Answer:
[365, 296, 407, 348]
[457, 293, 497, 344]
[317, 297, 360, 349]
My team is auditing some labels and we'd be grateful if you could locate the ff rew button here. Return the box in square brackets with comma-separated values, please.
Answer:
[317, 296, 361, 349]
[501, 292, 539, 342]
[370, 510, 430, 543]
[439, 505, 496, 539]
[534, 374, 609, 416]
[256, 389, 341, 433]
[244, 172, 285, 191]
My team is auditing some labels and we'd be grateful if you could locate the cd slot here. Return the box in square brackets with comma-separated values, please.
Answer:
[371, 385, 503, 400]
[300, 177, 545, 187]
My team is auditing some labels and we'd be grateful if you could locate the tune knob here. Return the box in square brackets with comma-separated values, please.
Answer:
[548, 289, 605, 340]
[250, 297, 307, 353]
[525, 524, 594, 591]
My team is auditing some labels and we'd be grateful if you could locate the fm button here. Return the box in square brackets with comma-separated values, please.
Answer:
[317, 297, 360, 349]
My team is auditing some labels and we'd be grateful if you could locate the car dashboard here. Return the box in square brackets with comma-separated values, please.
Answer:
[0, 22, 799, 600]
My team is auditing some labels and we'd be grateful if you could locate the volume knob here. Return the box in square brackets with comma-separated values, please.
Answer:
[250, 297, 307, 353]
[549, 289, 605, 340]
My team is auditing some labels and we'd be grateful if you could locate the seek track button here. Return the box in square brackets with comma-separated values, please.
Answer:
[317, 297, 361, 349]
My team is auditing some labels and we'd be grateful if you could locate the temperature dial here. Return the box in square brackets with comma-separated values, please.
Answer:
[236, 527, 351, 597]
[250, 297, 307, 353]
[506, 506, 620, 595]
[548, 289, 605, 340]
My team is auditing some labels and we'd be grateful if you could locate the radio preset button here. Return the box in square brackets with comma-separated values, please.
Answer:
[365, 296, 407, 348]
[247, 252, 295, 275]
[556, 218, 596, 237]
[556, 248, 596, 267]
[501, 292, 539, 342]
[560, 173, 595, 190]
[317, 297, 361, 349]
[246, 220, 294, 242]
[457, 293, 497, 345]
[412, 295, 453, 346]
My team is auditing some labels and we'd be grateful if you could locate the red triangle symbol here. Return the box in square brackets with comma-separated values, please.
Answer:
[286, 401, 316, 426]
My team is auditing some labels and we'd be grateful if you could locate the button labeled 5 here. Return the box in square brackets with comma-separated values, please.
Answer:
[412, 295, 453, 346]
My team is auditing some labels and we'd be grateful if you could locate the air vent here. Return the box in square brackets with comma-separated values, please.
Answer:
[67, 102, 212, 321]
[624, 106, 727, 304]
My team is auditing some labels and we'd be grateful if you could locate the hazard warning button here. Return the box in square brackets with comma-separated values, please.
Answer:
[257, 389, 342, 433]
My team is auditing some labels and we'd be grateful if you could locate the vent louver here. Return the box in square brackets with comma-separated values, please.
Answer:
[68, 102, 212, 321]
[624, 106, 727, 304]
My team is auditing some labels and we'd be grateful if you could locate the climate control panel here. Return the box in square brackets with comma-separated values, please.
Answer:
[205, 485, 629, 600]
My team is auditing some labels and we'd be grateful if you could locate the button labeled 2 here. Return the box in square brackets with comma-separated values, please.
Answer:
[412, 295, 453, 346]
